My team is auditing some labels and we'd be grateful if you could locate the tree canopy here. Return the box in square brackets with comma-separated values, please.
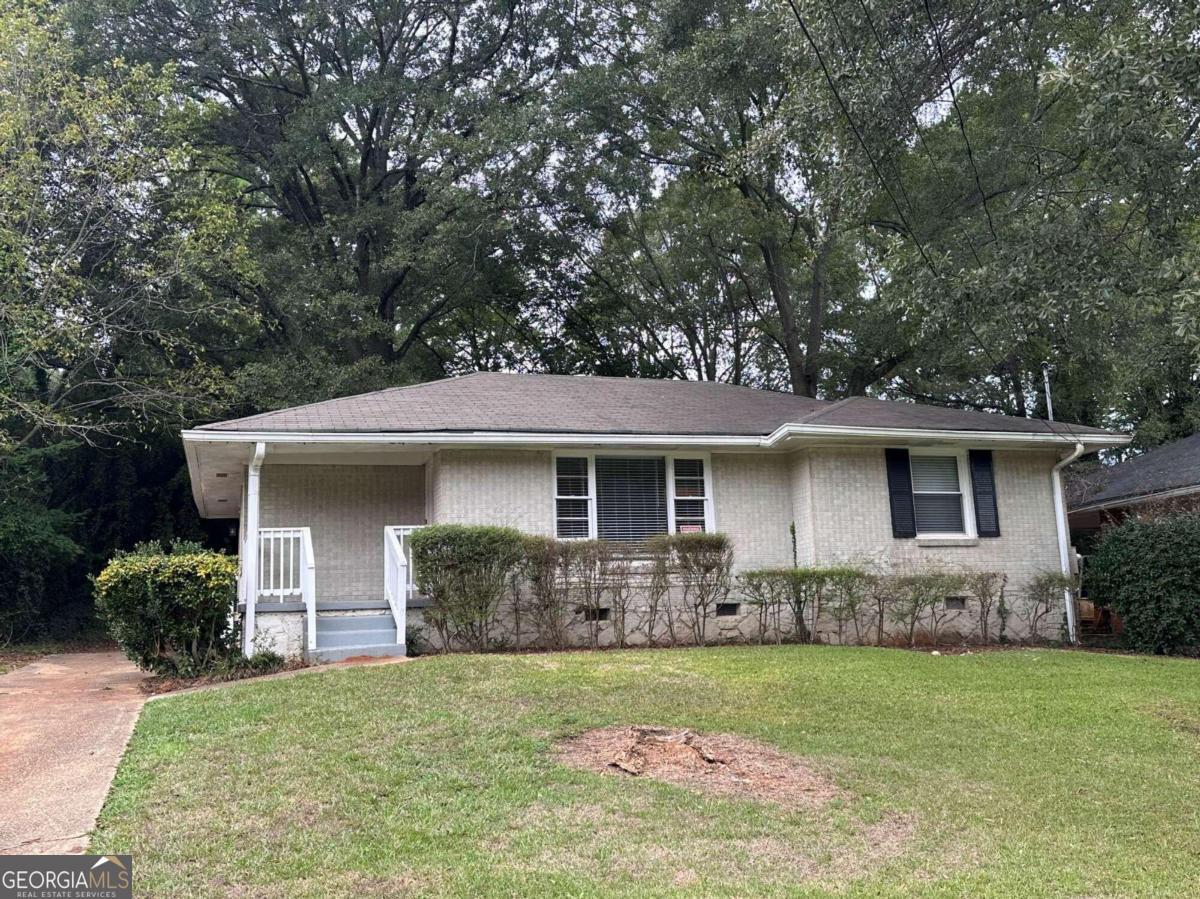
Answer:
[1, 0, 1198, 637]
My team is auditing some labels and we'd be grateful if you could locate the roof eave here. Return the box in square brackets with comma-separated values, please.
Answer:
[1070, 482, 1200, 514]
[765, 422, 1128, 448]
[182, 424, 1131, 450]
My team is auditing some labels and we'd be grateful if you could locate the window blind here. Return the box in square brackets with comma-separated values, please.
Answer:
[910, 455, 965, 533]
[595, 456, 667, 542]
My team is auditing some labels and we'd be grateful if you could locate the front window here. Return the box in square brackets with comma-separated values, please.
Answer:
[909, 454, 967, 535]
[595, 456, 668, 541]
[554, 457, 590, 538]
[555, 455, 711, 540]
[672, 458, 708, 532]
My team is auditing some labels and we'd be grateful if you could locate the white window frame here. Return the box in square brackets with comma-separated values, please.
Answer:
[553, 455, 595, 540]
[551, 450, 715, 540]
[908, 447, 976, 539]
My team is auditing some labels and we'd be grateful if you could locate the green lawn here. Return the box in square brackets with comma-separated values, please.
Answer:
[93, 646, 1200, 897]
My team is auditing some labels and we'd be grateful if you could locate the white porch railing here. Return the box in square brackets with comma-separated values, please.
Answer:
[383, 525, 423, 645]
[255, 527, 316, 649]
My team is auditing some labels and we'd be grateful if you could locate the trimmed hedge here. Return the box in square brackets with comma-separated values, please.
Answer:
[410, 524, 525, 651]
[94, 541, 238, 674]
[1087, 513, 1200, 654]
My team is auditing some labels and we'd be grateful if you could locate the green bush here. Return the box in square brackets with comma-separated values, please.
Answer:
[886, 568, 968, 646]
[94, 541, 238, 674]
[737, 565, 873, 643]
[650, 533, 734, 645]
[518, 535, 571, 650]
[738, 568, 791, 644]
[1087, 513, 1200, 654]
[411, 524, 525, 652]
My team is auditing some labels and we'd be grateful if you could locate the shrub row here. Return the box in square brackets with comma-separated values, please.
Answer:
[411, 526, 736, 652]
[738, 566, 1073, 647]
[98, 522, 1109, 669]
[410, 525, 1073, 652]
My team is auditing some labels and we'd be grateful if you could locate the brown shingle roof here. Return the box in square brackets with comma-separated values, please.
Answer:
[1070, 432, 1200, 510]
[198, 372, 1114, 438]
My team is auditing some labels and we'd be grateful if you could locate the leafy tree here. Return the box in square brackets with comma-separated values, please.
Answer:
[1, 1, 249, 447]
[0, 0, 247, 636]
[78, 0, 589, 404]
[549, 0, 906, 396]
[772, 1, 1200, 421]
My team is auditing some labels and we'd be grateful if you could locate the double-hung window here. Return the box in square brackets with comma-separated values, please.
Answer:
[554, 454, 713, 541]
[909, 451, 974, 537]
[554, 457, 591, 538]
[672, 458, 708, 532]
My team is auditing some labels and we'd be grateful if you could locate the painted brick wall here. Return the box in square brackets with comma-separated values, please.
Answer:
[259, 464, 425, 601]
[430, 449, 555, 535]
[711, 453, 794, 571]
[806, 446, 1062, 590]
[789, 451, 816, 565]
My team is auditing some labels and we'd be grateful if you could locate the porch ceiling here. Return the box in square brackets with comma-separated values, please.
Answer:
[185, 440, 433, 518]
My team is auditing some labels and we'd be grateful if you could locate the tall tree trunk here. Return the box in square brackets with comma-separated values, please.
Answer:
[759, 236, 809, 396]
[800, 239, 832, 397]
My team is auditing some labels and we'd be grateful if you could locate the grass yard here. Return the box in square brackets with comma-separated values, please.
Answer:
[93, 646, 1200, 897]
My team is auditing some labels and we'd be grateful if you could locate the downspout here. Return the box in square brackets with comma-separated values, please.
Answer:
[1051, 442, 1085, 644]
[243, 441, 267, 655]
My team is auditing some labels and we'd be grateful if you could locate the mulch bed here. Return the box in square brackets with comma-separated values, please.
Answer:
[140, 659, 310, 695]
[554, 725, 844, 809]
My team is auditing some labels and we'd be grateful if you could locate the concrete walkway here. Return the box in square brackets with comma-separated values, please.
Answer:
[0, 652, 146, 855]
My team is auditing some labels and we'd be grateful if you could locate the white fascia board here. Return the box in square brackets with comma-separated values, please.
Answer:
[181, 429, 764, 448]
[183, 436, 207, 515]
[182, 423, 1131, 451]
[762, 422, 1131, 449]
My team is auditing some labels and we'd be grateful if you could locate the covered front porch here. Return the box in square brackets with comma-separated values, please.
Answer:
[245, 524, 423, 660]
[188, 439, 434, 660]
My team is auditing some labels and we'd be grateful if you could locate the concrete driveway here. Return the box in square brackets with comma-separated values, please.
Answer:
[0, 652, 146, 854]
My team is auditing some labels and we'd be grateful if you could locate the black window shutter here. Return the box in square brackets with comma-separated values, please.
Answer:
[969, 449, 1001, 537]
[884, 448, 917, 538]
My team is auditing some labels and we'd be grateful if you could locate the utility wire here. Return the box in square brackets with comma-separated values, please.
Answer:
[784, 0, 939, 277]
[921, 0, 999, 246]
[785, 0, 1085, 443]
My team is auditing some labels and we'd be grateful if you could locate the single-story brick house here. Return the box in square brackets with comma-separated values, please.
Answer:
[182, 373, 1128, 659]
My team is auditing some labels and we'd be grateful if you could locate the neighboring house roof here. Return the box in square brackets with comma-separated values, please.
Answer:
[197, 372, 1115, 439]
[1070, 432, 1200, 512]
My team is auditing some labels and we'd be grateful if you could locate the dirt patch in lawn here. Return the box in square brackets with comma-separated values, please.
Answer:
[554, 725, 844, 809]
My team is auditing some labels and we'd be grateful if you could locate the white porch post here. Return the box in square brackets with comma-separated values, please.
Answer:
[243, 442, 267, 655]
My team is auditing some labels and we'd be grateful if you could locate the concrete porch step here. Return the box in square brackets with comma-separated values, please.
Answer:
[316, 613, 396, 633]
[305, 642, 407, 663]
[309, 611, 404, 661]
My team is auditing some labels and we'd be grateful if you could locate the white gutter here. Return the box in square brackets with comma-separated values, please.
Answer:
[762, 422, 1128, 448]
[1051, 442, 1086, 644]
[182, 425, 1130, 450]
[242, 442, 266, 655]
[181, 429, 762, 448]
